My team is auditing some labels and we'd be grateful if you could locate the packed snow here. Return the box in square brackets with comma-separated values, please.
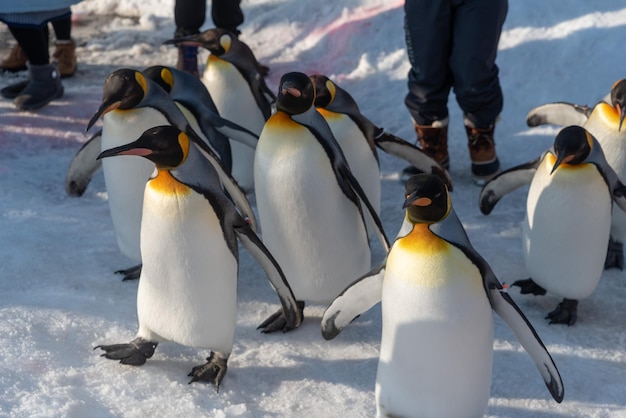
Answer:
[1, 0, 626, 416]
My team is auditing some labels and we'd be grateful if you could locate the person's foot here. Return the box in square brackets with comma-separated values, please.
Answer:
[52, 39, 77, 78]
[13, 64, 64, 111]
[466, 123, 500, 185]
[176, 45, 199, 77]
[1, 80, 29, 99]
[0, 43, 27, 73]
[402, 118, 449, 179]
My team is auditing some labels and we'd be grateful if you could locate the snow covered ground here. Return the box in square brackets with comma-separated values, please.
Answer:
[1, 0, 626, 416]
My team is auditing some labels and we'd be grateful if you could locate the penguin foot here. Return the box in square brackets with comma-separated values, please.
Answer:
[511, 278, 547, 295]
[115, 264, 142, 281]
[546, 298, 579, 325]
[188, 351, 228, 390]
[95, 337, 157, 365]
[604, 238, 624, 270]
[257, 301, 305, 333]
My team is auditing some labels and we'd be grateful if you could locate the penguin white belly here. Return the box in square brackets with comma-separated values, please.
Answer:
[137, 174, 238, 352]
[203, 58, 264, 192]
[101, 109, 167, 261]
[376, 229, 493, 418]
[585, 113, 626, 241]
[321, 110, 381, 238]
[523, 154, 611, 299]
[254, 115, 371, 303]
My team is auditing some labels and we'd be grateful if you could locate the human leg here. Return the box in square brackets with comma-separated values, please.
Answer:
[4, 25, 63, 110]
[450, 0, 508, 181]
[402, 0, 452, 175]
[50, 14, 76, 77]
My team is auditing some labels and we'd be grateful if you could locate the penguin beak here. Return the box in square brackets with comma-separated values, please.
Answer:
[86, 101, 121, 132]
[97, 143, 153, 160]
[162, 34, 204, 48]
[550, 153, 573, 175]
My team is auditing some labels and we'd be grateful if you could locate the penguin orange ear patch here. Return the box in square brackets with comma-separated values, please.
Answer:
[413, 197, 432, 207]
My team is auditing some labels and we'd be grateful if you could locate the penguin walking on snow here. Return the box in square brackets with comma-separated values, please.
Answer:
[480, 126, 626, 325]
[82, 68, 256, 280]
[254, 72, 390, 332]
[309, 74, 453, 193]
[526, 79, 626, 269]
[322, 174, 563, 417]
[95, 126, 301, 389]
[164, 28, 275, 192]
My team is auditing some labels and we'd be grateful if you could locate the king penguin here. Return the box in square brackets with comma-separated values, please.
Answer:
[95, 125, 301, 389]
[84, 68, 256, 280]
[254, 71, 390, 332]
[526, 79, 626, 269]
[479, 125, 626, 325]
[321, 174, 564, 417]
[309, 74, 453, 192]
[164, 28, 275, 192]
[143, 65, 260, 177]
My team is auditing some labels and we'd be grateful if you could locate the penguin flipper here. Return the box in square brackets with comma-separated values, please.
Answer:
[115, 263, 142, 281]
[190, 140, 258, 231]
[234, 222, 303, 331]
[526, 102, 590, 127]
[490, 288, 564, 403]
[375, 132, 453, 191]
[479, 156, 542, 215]
[321, 262, 385, 340]
[65, 131, 103, 197]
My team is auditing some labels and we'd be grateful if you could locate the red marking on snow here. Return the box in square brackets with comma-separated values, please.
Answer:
[265, 1, 404, 87]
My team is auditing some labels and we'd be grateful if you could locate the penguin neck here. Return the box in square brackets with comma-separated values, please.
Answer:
[399, 221, 448, 254]
[149, 169, 191, 196]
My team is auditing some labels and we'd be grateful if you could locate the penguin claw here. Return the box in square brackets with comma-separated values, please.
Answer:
[604, 238, 624, 270]
[95, 338, 157, 365]
[115, 264, 142, 281]
[546, 298, 578, 326]
[257, 302, 305, 333]
[188, 352, 228, 390]
[511, 278, 547, 295]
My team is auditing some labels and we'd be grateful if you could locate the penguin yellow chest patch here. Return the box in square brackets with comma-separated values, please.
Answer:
[147, 171, 192, 197]
[387, 223, 482, 292]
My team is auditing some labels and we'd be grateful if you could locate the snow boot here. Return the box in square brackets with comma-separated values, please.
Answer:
[402, 118, 449, 179]
[0, 44, 27, 73]
[13, 63, 64, 111]
[465, 120, 500, 184]
[52, 39, 77, 78]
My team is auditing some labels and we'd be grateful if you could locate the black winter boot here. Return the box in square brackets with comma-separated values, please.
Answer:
[13, 63, 64, 110]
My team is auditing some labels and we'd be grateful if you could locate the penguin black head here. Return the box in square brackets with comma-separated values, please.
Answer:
[551, 125, 593, 174]
[97, 125, 189, 170]
[310, 74, 336, 108]
[403, 174, 450, 224]
[143, 65, 175, 94]
[276, 72, 315, 115]
[163, 28, 235, 56]
[87, 69, 147, 131]
[610, 79, 626, 131]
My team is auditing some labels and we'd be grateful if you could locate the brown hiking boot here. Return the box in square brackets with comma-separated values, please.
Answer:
[402, 119, 449, 178]
[1, 44, 27, 73]
[466, 124, 500, 183]
[52, 40, 77, 78]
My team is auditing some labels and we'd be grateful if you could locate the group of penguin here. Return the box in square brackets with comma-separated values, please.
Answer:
[62, 26, 626, 416]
